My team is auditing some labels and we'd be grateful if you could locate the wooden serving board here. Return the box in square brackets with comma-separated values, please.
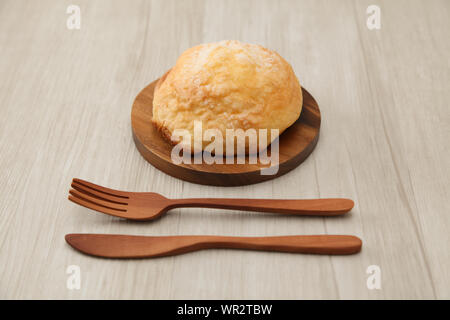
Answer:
[131, 77, 321, 186]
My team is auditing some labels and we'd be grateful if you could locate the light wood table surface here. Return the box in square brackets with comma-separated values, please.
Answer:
[1, 0, 449, 299]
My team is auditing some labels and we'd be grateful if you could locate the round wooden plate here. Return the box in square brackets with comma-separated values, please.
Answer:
[131, 76, 321, 186]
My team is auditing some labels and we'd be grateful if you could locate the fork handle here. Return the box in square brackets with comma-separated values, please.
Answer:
[169, 198, 354, 216]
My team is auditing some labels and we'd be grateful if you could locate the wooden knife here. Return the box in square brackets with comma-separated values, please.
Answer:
[65, 234, 362, 258]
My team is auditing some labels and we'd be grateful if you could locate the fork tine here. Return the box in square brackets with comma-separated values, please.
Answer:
[68, 194, 127, 218]
[71, 181, 128, 204]
[69, 189, 128, 211]
[72, 178, 129, 199]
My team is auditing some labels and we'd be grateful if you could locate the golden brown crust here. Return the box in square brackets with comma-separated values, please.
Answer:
[152, 70, 177, 146]
[152, 119, 176, 146]
[152, 40, 302, 155]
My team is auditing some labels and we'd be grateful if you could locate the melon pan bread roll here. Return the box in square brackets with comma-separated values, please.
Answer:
[152, 40, 303, 155]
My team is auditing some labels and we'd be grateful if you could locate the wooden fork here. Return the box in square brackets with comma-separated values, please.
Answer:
[68, 178, 354, 221]
[65, 234, 363, 258]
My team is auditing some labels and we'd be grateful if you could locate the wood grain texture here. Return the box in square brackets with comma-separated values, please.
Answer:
[65, 234, 363, 258]
[0, 0, 449, 299]
[68, 178, 354, 220]
[131, 75, 321, 186]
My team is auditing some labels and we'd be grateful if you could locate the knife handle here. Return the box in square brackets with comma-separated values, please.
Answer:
[196, 235, 362, 255]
